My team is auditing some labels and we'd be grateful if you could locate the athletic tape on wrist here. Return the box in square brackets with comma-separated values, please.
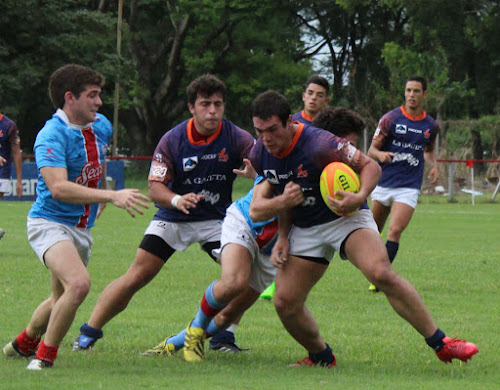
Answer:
[171, 194, 181, 209]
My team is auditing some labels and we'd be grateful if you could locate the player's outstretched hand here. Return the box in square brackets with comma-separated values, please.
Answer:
[0, 156, 6, 166]
[112, 189, 150, 217]
[233, 159, 257, 179]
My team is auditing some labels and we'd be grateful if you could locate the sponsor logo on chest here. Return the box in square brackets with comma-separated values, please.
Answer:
[75, 162, 102, 185]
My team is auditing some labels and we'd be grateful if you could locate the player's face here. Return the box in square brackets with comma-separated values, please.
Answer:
[189, 93, 225, 135]
[302, 83, 329, 117]
[253, 115, 293, 155]
[404, 81, 427, 111]
[68, 85, 102, 126]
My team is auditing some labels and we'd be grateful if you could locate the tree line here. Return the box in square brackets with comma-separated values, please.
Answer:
[1, 0, 499, 162]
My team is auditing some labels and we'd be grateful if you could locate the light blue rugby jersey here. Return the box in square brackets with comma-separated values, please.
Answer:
[235, 176, 278, 255]
[235, 176, 276, 234]
[28, 109, 112, 228]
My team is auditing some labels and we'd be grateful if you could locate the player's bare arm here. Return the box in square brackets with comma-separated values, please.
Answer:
[249, 180, 304, 222]
[270, 209, 291, 268]
[368, 137, 394, 163]
[41, 166, 150, 217]
[424, 144, 439, 185]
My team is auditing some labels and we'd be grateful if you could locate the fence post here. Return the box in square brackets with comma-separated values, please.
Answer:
[448, 162, 456, 202]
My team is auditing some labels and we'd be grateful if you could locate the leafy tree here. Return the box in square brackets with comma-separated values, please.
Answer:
[116, 0, 310, 154]
[0, 0, 118, 152]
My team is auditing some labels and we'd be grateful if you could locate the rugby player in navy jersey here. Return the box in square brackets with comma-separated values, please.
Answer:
[367, 76, 439, 292]
[0, 113, 23, 205]
[2, 64, 150, 370]
[0, 112, 23, 240]
[140, 107, 365, 362]
[291, 75, 330, 125]
[247, 90, 477, 368]
[260, 75, 330, 301]
[72, 75, 255, 353]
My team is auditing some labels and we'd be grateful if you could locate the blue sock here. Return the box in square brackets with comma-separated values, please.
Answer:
[207, 320, 223, 338]
[80, 323, 103, 340]
[386, 240, 399, 263]
[166, 330, 186, 350]
[425, 328, 446, 351]
[191, 281, 226, 329]
[309, 344, 334, 366]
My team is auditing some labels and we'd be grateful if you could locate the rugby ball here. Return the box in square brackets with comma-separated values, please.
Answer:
[319, 162, 360, 216]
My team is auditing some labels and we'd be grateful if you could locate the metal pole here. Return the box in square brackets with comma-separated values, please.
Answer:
[112, 0, 123, 157]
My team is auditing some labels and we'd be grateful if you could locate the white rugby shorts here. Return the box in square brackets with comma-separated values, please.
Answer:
[370, 186, 420, 209]
[212, 203, 275, 293]
[289, 209, 378, 262]
[27, 217, 93, 266]
[143, 219, 223, 251]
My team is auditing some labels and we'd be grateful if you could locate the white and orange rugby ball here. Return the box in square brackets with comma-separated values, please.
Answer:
[319, 162, 360, 216]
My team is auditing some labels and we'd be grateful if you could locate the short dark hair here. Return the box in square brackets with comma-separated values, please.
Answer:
[251, 90, 291, 127]
[407, 76, 427, 92]
[305, 75, 330, 95]
[186, 74, 226, 105]
[49, 64, 105, 109]
[312, 106, 365, 139]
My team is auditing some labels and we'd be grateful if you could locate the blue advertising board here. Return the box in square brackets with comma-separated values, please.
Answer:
[1, 160, 125, 201]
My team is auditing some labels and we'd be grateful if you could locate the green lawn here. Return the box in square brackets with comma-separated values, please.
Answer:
[0, 189, 498, 389]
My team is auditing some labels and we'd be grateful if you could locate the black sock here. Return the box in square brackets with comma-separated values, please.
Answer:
[425, 328, 446, 351]
[309, 343, 335, 366]
[386, 240, 399, 263]
[80, 323, 103, 340]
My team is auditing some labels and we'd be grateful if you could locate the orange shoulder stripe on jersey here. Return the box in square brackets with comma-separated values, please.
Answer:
[187, 118, 222, 145]
[400, 105, 426, 121]
[274, 123, 304, 158]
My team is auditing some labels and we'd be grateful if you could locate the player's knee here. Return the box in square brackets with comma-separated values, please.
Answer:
[387, 225, 404, 241]
[273, 294, 299, 317]
[69, 276, 91, 304]
[369, 265, 397, 289]
[219, 275, 247, 299]
[124, 265, 159, 291]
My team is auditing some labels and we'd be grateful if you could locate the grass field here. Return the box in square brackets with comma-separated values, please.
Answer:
[0, 181, 498, 389]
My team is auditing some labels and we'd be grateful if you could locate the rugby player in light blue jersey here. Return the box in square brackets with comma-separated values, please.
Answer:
[3, 64, 149, 370]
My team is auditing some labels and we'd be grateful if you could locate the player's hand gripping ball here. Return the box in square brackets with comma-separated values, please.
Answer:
[320, 162, 360, 216]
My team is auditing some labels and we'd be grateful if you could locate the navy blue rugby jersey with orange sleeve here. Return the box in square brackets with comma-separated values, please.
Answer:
[148, 117, 255, 222]
[373, 105, 439, 189]
[249, 123, 368, 228]
[0, 114, 20, 178]
[291, 110, 313, 125]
